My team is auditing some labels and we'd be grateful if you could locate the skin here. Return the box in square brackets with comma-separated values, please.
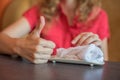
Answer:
[1, 16, 56, 64]
[61, 0, 108, 61]
[1, 0, 108, 62]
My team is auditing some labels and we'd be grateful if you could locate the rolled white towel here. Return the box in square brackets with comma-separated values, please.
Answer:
[56, 44, 104, 64]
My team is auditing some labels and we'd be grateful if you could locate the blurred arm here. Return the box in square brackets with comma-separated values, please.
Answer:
[0, 33, 18, 55]
[2, 17, 31, 38]
[101, 38, 109, 61]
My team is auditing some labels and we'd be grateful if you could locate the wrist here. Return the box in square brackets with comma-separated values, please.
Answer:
[9, 38, 19, 55]
[0, 33, 18, 55]
[12, 38, 23, 55]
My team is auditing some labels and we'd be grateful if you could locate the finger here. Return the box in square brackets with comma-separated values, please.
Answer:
[36, 46, 54, 54]
[38, 16, 45, 35]
[72, 32, 93, 45]
[34, 53, 51, 60]
[81, 34, 99, 45]
[76, 33, 93, 46]
[71, 34, 83, 45]
[33, 59, 48, 64]
[31, 16, 45, 38]
[21, 53, 48, 64]
[22, 53, 50, 63]
[39, 38, 56, 48]
[91, 39, 102, 46]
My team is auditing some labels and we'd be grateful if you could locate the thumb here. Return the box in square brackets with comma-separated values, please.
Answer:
[31, 16, 45, 38]
[36, 16, 45, 35]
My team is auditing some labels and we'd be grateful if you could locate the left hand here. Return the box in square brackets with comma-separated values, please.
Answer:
[71, 32, 102, 46]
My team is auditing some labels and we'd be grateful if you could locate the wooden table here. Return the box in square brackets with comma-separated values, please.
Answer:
[0, 55, 120, 80]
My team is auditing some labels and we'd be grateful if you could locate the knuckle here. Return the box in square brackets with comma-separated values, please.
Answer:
[90, 34, 97, 39]
[98, 40, 102, 44]
[79, 36, 87, 42]
[33, 54, 36, 58]
[34, 53, 40, 59]
[91, 35, 96, 39]
[84, 39, 89, 44]
[82, 35, 89, 40]
[84, 32, 92, 37]
[34, 46, 38, 52]
[34, 45, 40, 53]
[94, 34, 99, 38]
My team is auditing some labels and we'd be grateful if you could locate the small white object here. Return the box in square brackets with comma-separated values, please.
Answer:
[90, 64, 94, 67]
[52, 60, 56, 64]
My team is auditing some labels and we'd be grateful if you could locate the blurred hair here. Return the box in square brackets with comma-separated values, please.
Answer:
[38, 0, 101, 22]
[77, 0, 101, 22]
[38, 0, 60, 21]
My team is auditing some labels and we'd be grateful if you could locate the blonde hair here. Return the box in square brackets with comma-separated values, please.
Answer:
[38, 0, 101, 22]
[38, 0, 60, 21]
[77, 0, 101, 21]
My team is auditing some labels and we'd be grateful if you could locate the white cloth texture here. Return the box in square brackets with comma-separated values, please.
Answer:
[56, 44, 104, 64]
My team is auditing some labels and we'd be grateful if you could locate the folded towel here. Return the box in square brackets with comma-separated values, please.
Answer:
[56, 44, 104, 64]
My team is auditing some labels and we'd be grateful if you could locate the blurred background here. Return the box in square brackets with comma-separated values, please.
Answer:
[0, 0, 120, 62]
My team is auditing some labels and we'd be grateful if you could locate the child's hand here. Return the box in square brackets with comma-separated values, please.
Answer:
[15, 16, 56, 64]
[72, 32, 102, 46]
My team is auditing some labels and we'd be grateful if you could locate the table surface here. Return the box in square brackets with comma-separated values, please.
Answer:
[0, 55, 120, 80]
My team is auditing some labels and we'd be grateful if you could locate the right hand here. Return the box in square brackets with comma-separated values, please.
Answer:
[15, 16, 56, 64]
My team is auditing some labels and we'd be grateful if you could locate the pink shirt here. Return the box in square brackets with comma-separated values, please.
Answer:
[23, 6, 110, 55]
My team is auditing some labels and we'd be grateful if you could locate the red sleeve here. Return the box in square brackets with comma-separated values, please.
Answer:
[23, 6, 39, 30]
[97, 10, 110, 40]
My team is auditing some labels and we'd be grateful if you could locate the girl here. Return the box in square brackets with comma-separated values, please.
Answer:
[1, 0, 110, 63]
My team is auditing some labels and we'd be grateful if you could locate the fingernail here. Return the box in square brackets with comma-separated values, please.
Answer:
[40, 16, 45, 26]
